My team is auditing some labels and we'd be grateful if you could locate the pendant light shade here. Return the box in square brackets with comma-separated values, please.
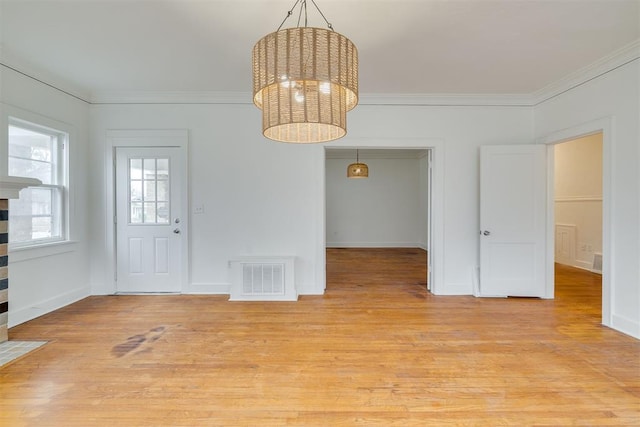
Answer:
[347, 149, 368, 178]
[252, 2, 358, 143]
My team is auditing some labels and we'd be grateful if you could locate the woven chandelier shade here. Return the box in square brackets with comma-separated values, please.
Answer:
[253, 27, 358, 143]
[347, 162, 368, 178]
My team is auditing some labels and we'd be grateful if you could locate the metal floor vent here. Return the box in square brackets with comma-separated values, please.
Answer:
[229, 256, 297, 301]
[243, 263, 284, 295]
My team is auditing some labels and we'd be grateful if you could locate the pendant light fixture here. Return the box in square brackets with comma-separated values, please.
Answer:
[252, 0, 358, 143]
[347, 149, 368, 178]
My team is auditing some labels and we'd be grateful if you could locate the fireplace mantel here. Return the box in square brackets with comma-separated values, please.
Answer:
[0, 176, 41, 199]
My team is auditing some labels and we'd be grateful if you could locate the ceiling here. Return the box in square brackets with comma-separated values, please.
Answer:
[0, 0, 638, 100]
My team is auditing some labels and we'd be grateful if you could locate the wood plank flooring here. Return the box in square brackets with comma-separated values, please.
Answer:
[1, 248, 638, 426]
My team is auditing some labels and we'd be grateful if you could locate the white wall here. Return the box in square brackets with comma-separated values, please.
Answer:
[89, 104, 325, 295]
[326, 156, 423, 248]
[554, 134, 603, 271]
[0, 67, 91, 327]
[89, 104, 533, 297]
[535, 59, 640, 338]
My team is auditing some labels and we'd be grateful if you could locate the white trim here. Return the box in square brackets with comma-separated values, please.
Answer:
[2, 36, 637, 109]
[92, 91, 252, 105]
[0, 46, 91, 103]
[611, 314, 640, 340]
[9, 240, 78, 262]
[104, 129, 189, 295]
[358, 93, 532, 107]
[3, 37, 638, 110]
[555, 196, 602, 202]
[8, 286, 88, 327]
[326, 242, 425, 248]
[533, 39, 640, 105]
[539, 117, 612, 327]
[183, 282, 231, 295]
[316, 147, 326, 292]
[91, 91, 533, 107]
[436, 283, 472, 296]
[572, 260, 595, 271]
[2, 104, 75, 248]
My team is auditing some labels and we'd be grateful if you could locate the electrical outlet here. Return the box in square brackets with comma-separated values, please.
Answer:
[193, 204, 205, 214]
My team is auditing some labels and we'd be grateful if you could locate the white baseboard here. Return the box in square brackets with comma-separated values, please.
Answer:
[182, 282, 230, 295]
[326, 242, 424, 248]
[611, 314, 640, 340]
[8, 287, 89, 327]
[556, 260, 602, 275]
[433, 282, 473, 296]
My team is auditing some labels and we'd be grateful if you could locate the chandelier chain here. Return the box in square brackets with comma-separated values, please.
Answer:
[309, 0, 333, 31]
[276, 0, 334, 32]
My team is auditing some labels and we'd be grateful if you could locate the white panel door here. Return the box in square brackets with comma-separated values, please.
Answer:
[116, 147, 184, 293]
[479, 145, 547, 297]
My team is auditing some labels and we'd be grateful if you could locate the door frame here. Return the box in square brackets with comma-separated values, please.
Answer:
[318, 138, 444, 295]
[537, 117, 611, 326]
[105, 129, 189, 294]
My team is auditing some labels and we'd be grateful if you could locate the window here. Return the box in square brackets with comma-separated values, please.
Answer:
[7, 119, 68, 246]
[128, 157, 170, 224]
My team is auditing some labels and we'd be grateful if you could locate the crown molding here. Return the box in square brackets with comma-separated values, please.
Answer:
[90, 91, 253, 105]
[0, 44, 91, 104]
[89, 39, 640, 106]
[3, 39, 638, 108]
[532, 39, 640, 105]
[358, 93, 533, 107]
[91, 91, 533, 106]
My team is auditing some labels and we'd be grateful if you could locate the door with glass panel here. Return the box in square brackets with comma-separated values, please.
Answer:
[115, 147, 183, 293]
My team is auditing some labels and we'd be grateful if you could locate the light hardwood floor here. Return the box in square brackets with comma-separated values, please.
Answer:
[1, 248, 638, 426]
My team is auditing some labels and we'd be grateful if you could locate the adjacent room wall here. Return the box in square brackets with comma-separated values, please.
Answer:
[535, 59, 640, 338]
[554, 133, 603, 271]
[326, 156, 423, 248]
[0, 67, 91, 327]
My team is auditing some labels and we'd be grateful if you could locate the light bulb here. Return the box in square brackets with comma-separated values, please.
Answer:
[320, 82, 331, 94]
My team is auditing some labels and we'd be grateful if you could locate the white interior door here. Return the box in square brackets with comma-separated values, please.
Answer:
[479, 145, 547, 297]
[116, 147, 184, 293]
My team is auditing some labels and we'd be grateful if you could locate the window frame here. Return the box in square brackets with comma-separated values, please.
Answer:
[6, 115, 70, 249]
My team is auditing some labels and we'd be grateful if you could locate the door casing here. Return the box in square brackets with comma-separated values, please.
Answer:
[105, 129, 189, 294]
[537, 118, 612, 327]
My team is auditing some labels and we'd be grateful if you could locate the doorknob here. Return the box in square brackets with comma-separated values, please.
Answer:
[173, 228, 181, 234]
[483, 230, 491, 236]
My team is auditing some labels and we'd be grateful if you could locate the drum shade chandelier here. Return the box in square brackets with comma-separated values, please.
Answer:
[347, 149, 368, 178]
[252, 0, 358, 143]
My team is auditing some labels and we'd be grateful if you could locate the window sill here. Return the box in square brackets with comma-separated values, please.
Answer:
[9, 241, 79, 263]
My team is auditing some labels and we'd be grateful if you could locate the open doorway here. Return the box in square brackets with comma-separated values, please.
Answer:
[324, 148, 431, 292]
[554, 133, 603, 273]
[553, 133, 603, 316]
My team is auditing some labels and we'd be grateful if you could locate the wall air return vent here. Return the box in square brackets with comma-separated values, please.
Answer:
[229, 256, 297, 301]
